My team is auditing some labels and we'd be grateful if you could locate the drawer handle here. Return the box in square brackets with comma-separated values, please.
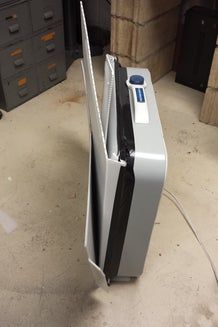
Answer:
[18, 87, 28, 97]
[49, 72, 57, 81]
[9, 24, 19, 34]
[44, 10, 54, 20]
[14, 58, 24, 67]
[46, 43, 55, 52]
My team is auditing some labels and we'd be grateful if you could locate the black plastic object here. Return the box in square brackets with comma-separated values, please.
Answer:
[176, 6, 218, 92]
[103, 63, 135, 281]
[0, 111, 3, 120]
[62, 0, 84, 68]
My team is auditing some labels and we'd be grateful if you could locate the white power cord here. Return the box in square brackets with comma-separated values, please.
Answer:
[162, 188, 218, 285]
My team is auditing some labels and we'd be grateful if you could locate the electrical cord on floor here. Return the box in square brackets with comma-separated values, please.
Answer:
[162, 188, 218, 285]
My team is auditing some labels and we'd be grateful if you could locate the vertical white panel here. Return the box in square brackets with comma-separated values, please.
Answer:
[81, 1, 123, 277]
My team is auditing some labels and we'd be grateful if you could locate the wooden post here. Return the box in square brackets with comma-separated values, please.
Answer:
[200, 39, 218, 126]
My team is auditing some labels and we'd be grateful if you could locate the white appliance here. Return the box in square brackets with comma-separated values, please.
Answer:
[80, 2, 167, 287]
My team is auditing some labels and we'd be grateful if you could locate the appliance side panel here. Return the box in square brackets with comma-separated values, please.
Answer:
[118, 154, 166, 277]
[118, 68, 167, 277]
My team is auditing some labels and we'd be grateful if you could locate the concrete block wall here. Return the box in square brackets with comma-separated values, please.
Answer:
[111, 0, 182, 81]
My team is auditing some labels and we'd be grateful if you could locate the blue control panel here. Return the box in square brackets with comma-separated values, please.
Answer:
[127, 74, 149, 123]
[135, 88, 145, 103]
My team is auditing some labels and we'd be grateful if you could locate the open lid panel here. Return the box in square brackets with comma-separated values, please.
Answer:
[81, 0, 109, 232]
[80, 1, 118, 161]
[80, 1, 107, 161]
[80, 1, 107, 287]
[81, 1, 123, 286]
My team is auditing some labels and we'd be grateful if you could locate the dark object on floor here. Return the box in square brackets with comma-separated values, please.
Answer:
[63, 0, 110, 69]
[175, 6, 218, 92]
[63, 0, 82, 68]
[0, 111, 3, 120]
[0, 0, 66, 111]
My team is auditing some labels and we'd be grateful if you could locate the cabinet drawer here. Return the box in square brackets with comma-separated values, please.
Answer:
[33, 25, 65, 62]
[3, 68, 38, 110]
[0, 39, 34, 78]
[0, 2, 31, 47]
[30, 0, 63, 31]
[36, 55, 66, 92]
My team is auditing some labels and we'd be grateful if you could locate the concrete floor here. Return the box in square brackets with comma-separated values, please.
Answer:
[0, 56, 218, 327]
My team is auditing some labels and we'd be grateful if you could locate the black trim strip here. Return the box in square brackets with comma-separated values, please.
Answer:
[103, 62, 135, 280]
[91, 136, 100, 266]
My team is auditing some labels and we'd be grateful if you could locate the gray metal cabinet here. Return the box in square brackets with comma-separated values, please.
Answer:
[2, 67, 38, 109]
[0, 1, 32, 47]
[36, 54, 66, 92]
[30, 0, 63, 31]
[0, 39, 34, 78]
[0, 0, 66, 111]
[33, 25, 65, 63]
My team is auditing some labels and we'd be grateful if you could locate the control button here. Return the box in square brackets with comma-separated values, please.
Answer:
[129, 75, 144, 85]
[136, 88, 145, 103]
[46, 43, 56, 52]
[44, 11, 54, 20]
[9, 24, 19, 34]
[14, 58, 24, 67]
[18, 87, 28, 98]
[49, 72, 57, 81]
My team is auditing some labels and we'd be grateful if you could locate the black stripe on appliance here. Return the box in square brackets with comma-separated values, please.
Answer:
[103, 62, 135, 281]
[91, 135, 100, 266]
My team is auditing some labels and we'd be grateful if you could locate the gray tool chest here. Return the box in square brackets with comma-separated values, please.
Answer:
[0, 0, 66, 111]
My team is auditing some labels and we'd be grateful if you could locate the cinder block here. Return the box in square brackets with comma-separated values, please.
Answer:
[116, 42, 176, 82]
[111, 0, 181, 24]
[137, 0, 181, 23]
[111, 17, 134, 57]
[116, 56, 132, 67]
[111, 7, 179, 62]
[134, 7, 179, 61]
[111, 0, 137, 22]
[111, 0, 181, 82]
[136, 42, 176, 82]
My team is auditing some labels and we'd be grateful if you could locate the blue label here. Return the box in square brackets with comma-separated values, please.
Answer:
[135, 88, 145, 103]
